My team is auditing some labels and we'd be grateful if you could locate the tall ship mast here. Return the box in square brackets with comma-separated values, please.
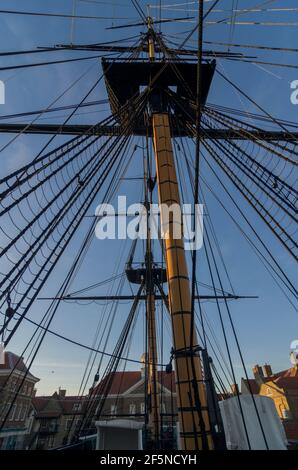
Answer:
[0, 1, 296, 452]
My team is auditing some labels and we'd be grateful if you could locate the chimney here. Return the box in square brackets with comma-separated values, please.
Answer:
[230, 383, 239, 396]
[58, 388, 66, 398]
[262, 364, 273, 377]
[252, 365, 264, 385]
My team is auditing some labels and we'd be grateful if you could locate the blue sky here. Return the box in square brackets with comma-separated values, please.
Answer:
[0, 0, 297, 395]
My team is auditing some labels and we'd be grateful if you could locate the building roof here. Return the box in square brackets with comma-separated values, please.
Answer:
[0, 351, 39, 382]
[96, 371, 142, 395]
[157, 371, 176, 393]
[94, 370, 176, 396]
[242, 366, 298, 394]
[261, 366, 298, 391]
[33, 393, 87, 417]
[273, 376, 298, 391]
[60, 395, 87, 414]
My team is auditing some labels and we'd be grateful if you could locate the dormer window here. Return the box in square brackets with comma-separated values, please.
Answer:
[73, 403, 82, 412]
[129, 403, 136, 415]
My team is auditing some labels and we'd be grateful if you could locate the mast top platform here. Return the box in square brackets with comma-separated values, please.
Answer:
[102, 58, 215, 134]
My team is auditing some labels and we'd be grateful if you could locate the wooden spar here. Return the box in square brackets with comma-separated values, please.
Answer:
[146, 291, 160, 441]
[146, 20, 212, 450]
[147, 17, 155, 62]
[152, 112, 213, 450]
[145, 181, 160, 444]
[145, 20, 160, 445]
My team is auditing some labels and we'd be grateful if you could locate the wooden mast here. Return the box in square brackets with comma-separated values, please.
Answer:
[144, 30, 160, 441]
[152, 113, 212, 451]
[146, 289, 160, 443]
[145, 180, 160, 444]
[147, 21, 213, 450]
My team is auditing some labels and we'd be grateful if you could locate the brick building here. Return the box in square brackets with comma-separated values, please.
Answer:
[0, 351, 39, 450]
[28, 357, 177, 450]
[30, 389, 87, 449]
[241, 361, 298, 446]
[93, 367, 177, 426]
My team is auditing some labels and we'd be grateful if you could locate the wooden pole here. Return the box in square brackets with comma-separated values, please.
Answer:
[152, 112, 213, 450]
[146, 291, 160, 442]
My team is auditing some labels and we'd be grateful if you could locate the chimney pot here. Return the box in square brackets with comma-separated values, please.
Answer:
[252, 365, 264, 385]
[252, 365, 263, 378]
[262, 364, 273, 377]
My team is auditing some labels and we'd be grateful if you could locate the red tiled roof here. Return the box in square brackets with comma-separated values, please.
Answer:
[61, 396, 87, 414]
[33, 397, 49, 412]
[95, 371, 142, 395]
[158, 371, 176, 392]
[0, 351, 39, 381]
[259, 366, 298, 391]
[243, 366, 298, 394]
[274, 376, 298, 391]
[94, 370, 176, 395]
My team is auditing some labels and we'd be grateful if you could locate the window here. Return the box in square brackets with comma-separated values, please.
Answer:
[9, 403, 16, 421]
[0, 404, 4, 421]
[21, 405, 28, 421]
[161, 403, 166, 413]
[110, 404, 117, 416]
[23, 384, 27, 395]
[27, 386, 32, 396]
[15, 404, 23, 421]
[10, 380, 17, 392]
[129, 403, 136, 415]
[66, 417, 82, 430]
[47, 436, 55, 448]
[75, 418, 82, 429]
[65, 419, 73, 431]
[73, 402, 82, 412]
[169, 85, 178, 93]
[140, 403, 145, 414]
[4, 403, 10, 421]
